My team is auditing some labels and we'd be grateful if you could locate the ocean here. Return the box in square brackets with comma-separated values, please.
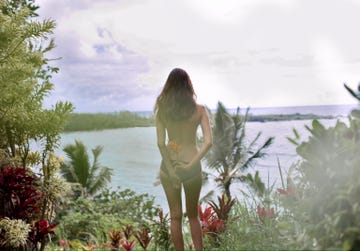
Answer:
[59, 104, 358, 210]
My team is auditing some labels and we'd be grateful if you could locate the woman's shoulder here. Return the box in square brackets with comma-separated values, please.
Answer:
[195, 103, 205, 111]
[194, 104, 210, 121]
[195, 104, 208, 114]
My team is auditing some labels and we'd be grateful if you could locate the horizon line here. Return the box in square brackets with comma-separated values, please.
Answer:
[71, 103, 359, 114]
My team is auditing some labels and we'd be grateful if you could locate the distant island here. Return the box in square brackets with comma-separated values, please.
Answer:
[246, 113, 335, 123]
[63, 111, 337, 132]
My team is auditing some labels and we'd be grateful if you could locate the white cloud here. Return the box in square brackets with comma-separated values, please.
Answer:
[38, 0, 360, 111]
[183, 0, 299, 24]
[311, 38, 360, 104]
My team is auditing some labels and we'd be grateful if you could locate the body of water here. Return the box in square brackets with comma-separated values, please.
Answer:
[59, 105, 356, 210]
[136, 104, 358, 117]
[238, 103, 358, 116]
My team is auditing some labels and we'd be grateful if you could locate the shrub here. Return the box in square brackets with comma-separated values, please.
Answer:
[0, 165, 57, 250]
[0, 218, 31, 249]
[283, 117, 360, 250]
[56, 187, 158, 244]
[0, 166, 41, 221]
[151, 210, 171, 250]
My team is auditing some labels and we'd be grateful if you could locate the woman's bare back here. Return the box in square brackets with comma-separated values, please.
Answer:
[157, 103, 212, 182]
[165, 104, 203, 163]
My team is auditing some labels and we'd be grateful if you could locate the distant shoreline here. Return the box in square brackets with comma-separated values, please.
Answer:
[63, 111, 155, 132]
[63, 111, 339, 132]
[246, 113, 336, 123]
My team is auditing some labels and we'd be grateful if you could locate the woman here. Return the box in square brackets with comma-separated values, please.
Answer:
[154, 68, 213, 251]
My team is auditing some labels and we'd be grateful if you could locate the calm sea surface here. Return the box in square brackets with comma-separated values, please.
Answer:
[59, 105, 357, 210]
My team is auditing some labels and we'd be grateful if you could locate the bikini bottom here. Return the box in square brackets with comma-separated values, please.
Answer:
[160, 160, 201, 182]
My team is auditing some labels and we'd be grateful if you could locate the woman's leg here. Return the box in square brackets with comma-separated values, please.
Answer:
[183, 172, 203, 251]
[160, 171, 184, 251]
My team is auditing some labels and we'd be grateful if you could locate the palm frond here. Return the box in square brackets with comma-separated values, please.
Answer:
[247, 131, 262, 151]
[344, 83, 360, 101]
[205, 103, 274, 198]
[92, 145, 103, 165]
[228, 137, 274, 178]
[61, 140, 91, 187]
[242, 137, 274, 169]
[60, 140, 112, 196]
[59, 162, 78, 183]
[89, 145, 104, 178]
[199, 190, 215, 204]
[88, 166, 113, 195]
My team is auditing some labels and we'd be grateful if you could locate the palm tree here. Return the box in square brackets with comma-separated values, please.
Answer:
[344, 82, 360, 101]
[60, 140, 113, 197]
[205, 102, 274, 198]
[344, 83, 360, 119]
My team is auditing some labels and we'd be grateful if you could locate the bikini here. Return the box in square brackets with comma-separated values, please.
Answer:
[160, 140, 201, 182]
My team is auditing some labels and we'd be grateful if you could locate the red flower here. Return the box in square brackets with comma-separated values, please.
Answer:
[0, 166, 42, 220]
[122, 224, 133, 240]
[36, 219, 56, 235]
[60, 240, 67, 249]
[109, 229, 123, 249]
[257, 206, 276, 222]
[198, 205, 226, 237]
[206, 218, 225, 236]
[122, 240, 135, 251]
[28, 219, 57, 248]
[134, 227, 152, 250]
[277, 176, 296, 196]
[198, 205, 213, 224]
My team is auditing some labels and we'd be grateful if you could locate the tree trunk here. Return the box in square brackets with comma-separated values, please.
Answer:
[224, 180, 231, 198]
[5, 126, 16, 158]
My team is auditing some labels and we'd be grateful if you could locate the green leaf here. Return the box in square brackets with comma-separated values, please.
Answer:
[312, 119, 325, 135]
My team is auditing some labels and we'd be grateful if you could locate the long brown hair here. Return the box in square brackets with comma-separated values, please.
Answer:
[154, 68, 197, 123]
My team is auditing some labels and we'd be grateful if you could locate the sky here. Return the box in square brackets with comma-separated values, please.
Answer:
[37, 0, 360, 112]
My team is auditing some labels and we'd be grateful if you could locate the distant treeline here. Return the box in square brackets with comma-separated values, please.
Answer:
[247, 113, 335, 122]
[63, 111, 155, 132]
[63, 111, 336, 132]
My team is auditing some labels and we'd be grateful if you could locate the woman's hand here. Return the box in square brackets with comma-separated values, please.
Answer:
[174, 161, 190, 171]
[174, 161, 192, 181]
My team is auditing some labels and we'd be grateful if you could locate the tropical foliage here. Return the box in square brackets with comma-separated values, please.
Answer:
[344, 82, 360, 118]
[60, 140, 113, 197]
[2, 0, 360, 249]
[0, 0, 72, 168]
[0, 165, 58, 250]
[0, 0, 72, 250]
[54, 187, 159, 249]
[206, 102, 274, 198]
[283, 117, 360, 249]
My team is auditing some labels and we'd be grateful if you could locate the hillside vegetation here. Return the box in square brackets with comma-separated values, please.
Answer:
[64, 112, 155, 132]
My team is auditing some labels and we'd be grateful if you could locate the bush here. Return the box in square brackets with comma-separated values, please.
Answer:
[282, 117, 360, 250]
[56, 187, 159, 244]
[0, 165, 57, 250]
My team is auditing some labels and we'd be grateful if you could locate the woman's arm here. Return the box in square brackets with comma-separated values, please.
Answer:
[156, 116, 180, 183]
